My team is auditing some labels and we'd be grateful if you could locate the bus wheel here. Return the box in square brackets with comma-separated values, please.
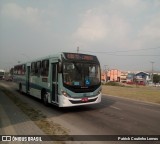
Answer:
[42, 92, 49, 106]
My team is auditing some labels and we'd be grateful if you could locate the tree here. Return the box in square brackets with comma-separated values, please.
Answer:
[153, 74, 160, 83]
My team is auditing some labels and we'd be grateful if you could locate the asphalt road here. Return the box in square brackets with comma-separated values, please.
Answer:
[0, 81, 160, 143]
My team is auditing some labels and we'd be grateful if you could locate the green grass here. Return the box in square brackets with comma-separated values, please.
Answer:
[102, 85, 160, 104]
[104, 81, 125, 87]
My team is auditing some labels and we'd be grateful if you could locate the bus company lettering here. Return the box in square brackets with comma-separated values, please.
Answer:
[28, 137, 42, 141]
[12, 136, 42, 141]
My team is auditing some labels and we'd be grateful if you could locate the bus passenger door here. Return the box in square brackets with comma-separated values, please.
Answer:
[52, 63, 58, 104]
[26, 66, 30, 93]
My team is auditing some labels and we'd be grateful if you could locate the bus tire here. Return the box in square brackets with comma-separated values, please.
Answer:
[19, 83, 22, 93]
[42, 90, 49, 106]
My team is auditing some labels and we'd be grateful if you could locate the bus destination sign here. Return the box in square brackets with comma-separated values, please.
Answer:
[64, 53, 97, 61]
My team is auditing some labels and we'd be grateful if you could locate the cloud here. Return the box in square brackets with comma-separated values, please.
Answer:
[139, 15, 160, 40]
[73, 7, 131, 49]
[73, 9, 109, 42]
[155, 0, 160, 6]
[1, 3, 49, 30]
[1, 3, 23, 19]
[134, 11, 160, 50]
[73, 0, 160, 51]
[120, 0, 147, 8]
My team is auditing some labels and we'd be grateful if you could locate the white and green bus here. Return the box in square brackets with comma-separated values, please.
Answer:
[13, 52, 101, 107]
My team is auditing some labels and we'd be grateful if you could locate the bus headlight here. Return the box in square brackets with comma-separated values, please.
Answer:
[61, 90, 70, 97]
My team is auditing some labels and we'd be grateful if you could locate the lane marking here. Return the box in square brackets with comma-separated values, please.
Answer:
[110, 106, 121, 110]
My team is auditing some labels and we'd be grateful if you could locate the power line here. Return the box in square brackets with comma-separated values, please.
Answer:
[80, 46, 160, 54]
[108, 54, 160, 56]
[77, 47, 79, 53]
[80, 51, 160, 56]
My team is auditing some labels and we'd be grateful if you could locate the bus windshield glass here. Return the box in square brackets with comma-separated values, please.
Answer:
[63, 62, 100, 88]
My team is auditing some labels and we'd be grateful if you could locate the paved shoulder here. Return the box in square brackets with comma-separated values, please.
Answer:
[0, 90, 44, 135]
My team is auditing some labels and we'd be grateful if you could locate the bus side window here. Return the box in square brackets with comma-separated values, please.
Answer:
[41, 60, 49, 76]
[14, 66, 17, 75]
[31, 62, 35, 75]
[35, 61, 41, 76]
[22, 64, 26, 75]
[35, 62, 38, 75]
[18, 65, 22, 75]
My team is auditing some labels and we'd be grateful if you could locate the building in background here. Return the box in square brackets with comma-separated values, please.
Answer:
[126, 73, 136, 83]
[101, 69, 155, 86]
[107, 69, 121, 82]
[135, 71, 151, 85]
[101, 71, 107, 83]
[120, 71, 128, 83]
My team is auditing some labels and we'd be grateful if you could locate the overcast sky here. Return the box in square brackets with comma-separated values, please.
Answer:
[0, 0, 160, 72]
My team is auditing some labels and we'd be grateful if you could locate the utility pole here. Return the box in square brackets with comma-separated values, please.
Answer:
[77, 47, 79, 53]
[104, 65, 109, 82]
[151, 61, 154, 83]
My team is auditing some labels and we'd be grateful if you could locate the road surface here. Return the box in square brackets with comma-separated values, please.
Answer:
[0, 81, 160, 144]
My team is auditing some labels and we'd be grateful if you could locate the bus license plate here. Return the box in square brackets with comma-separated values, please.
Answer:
[81, 98, 88, 102]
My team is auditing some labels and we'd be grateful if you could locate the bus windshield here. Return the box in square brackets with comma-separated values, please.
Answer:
[63, 62, 100, 88]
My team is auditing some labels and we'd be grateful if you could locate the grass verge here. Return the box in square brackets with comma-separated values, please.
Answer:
[102, 85, 160, 104]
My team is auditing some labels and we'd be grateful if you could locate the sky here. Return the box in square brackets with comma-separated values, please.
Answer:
[0, 0, 160, 72]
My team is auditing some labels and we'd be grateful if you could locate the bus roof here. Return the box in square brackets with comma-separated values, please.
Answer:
[14, 52, 99, 66]
[0, 69, 5, 72]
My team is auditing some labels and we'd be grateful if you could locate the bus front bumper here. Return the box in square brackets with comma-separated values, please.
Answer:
[58, 93, 101, 107]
